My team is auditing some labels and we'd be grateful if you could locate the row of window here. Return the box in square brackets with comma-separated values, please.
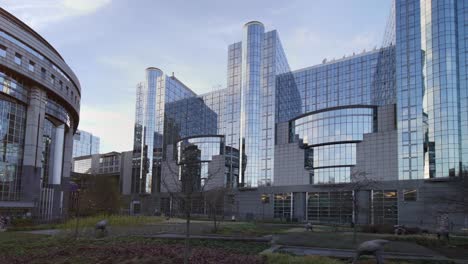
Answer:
[268, 189, 417, 224]
[0, 43, 78, 105]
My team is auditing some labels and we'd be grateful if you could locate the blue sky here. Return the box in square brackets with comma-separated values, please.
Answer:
[1, 0, 392, 153]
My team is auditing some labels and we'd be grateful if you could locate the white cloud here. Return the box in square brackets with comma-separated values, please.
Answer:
[1, 0, 112, 29]
[62, 0, 111, 14]
[78, 104, 134, 153]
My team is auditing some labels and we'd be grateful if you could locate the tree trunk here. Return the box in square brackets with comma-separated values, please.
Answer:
[213, 213, 218, 233]
[353, 201, 358, 244]
[184, 211, 191, 264]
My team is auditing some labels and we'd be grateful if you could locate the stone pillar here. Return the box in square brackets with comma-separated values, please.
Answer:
[59, 124, 75, 219]
[51, 124, 64, 185]
[293, 192, 306, 222]
[21, 87, 46, 209]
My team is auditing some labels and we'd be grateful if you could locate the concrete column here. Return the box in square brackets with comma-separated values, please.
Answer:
[293, 192, 306, 221]
[51, 124, 64, 185]
[21, 87, 46, 205]
[59, 124, 75, 219]
[61, 125, 74, 180]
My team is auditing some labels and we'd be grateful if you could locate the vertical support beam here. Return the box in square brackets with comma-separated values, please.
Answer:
[51, 124, 64, 185]
[21, 87, 46, 207]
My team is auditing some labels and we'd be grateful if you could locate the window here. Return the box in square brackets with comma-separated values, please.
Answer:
[307, 191, 353, 224]
[0, 45, 6, 57]
[28, 61, 35, 72]
[50, 74, 55, 84]
[59, 80, 63, 90]
[403, 189, 417, 201]
[261, 194, 270, 204]
[41, 68, 46, 78]
[371, 190, 398, 225]
[274, 193, 292, 220]
[14, 53, 22, 65]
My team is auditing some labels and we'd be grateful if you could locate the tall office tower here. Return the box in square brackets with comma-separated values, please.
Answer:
[132, 68, 209, 194]
[395, 0, 468, 179]
[72, 129, 100, 157]
[0, 8, 81, 220]
[230, 21, 291, 187]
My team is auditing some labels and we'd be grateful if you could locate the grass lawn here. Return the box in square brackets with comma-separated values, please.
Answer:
[7, 215, 164, 232]
[56, 215, 164, 229]
[264, 253, 455, 264]
[275, 230, 468, 260]
[0, 232, 268, 263]
[0, 231, 461, 263]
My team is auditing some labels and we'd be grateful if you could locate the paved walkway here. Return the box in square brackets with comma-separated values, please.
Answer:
[269, 245, 466, 263]
[23, 229, 61, 235]
[144, 233, 271, 242]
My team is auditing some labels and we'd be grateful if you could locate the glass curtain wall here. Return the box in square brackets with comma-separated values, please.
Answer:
[240, 21, 264, 187]
[0, 97, 26, 201]
[273, 192, 292, 220]
[371, 190, 398, 224]
[307, 191, 353, 224]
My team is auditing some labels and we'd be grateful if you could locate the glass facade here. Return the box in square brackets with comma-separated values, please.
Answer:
[132, 1, 468, 192]
[73, 158, 92, 174]
[0, 97, 26, 201]
[290, 108, 375, 146]
[72, 129, 100, 158]
[273, 192, 292, 220]
[41, 119, 56, 186]
[307, 191, 353, 224]
[290, 107, 375, 184]
[371, 190, 398, 225]
[240, 22, 263, 187]
[395, 0, 467, 179]
[0, 8, 80, 220]
[177, 136, 224, 187]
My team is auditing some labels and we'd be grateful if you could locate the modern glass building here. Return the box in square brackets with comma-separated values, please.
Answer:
[72, 129, 100, 158]
[0, 8, 81, 220]
[131, 1, 467, 229]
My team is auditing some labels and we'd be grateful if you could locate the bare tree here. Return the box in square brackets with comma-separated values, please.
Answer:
[205, 187, 230, 233]
[161, 144, 223, 264]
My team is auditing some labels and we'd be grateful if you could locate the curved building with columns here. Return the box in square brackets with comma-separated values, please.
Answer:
[0, 8, 80, 220]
